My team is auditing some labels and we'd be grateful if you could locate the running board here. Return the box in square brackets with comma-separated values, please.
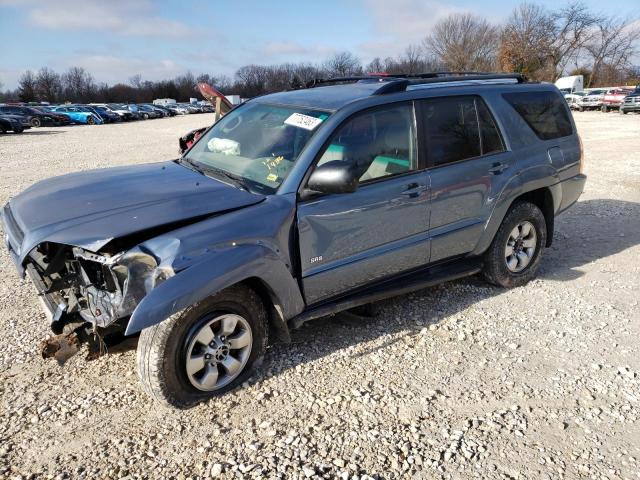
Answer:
[289, 257, 482, 329]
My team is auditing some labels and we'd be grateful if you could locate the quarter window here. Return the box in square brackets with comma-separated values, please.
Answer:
[502, 91, 573, 140]
[316, 103, 417, 182]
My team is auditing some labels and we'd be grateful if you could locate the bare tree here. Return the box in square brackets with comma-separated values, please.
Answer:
[18, 70, 37, 102]
[424, 13, 499, 71]
[61, 66, 96, 102]
[323, 51, 363, 77]
[498, 3, 556, 79]
[35, 67, 62, 103]
[365, 57, 385, 74]
[548, 2, 600, 79]
[128, 74, 143, 89]
[584, 16, 640, 86]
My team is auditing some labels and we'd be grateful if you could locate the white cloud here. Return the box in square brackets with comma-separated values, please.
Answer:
[358, 0, 466, 58]
[24, 0, 197, 38]
[58, 54, 185, 84]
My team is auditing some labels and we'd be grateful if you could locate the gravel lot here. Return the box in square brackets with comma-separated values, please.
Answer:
[0, 112, 639, 479]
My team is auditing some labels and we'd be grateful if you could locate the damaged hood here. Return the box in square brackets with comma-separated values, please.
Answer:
[7, 160, 264, 259]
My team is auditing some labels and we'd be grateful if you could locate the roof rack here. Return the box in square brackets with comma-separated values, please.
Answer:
[305, 76, 390, 88]
[374, 73, 528, 95]
[303, 72, 528, 94]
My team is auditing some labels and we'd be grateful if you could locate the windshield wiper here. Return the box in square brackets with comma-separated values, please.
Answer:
[207, 167, 252, 192]
[177, 157, 206, 176]
[177, 158, 252, 192]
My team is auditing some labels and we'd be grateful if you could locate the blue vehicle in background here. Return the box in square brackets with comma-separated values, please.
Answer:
[49, 106, 103, 125]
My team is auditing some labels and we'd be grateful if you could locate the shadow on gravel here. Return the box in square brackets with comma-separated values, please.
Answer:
[261, 198, 640, 378]
[16, 130, 64, 136]
[111, 200, 640, 381]
[539, 199, 640, 281]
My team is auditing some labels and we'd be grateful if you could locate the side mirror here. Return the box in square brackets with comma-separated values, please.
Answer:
[306, 161, 359, 195]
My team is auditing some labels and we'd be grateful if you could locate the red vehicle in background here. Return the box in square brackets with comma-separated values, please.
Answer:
[601, 87, 634, 112]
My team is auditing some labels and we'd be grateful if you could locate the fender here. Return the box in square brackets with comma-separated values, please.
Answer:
[124, 244, 305, 335]
[472, 162, 561, 256]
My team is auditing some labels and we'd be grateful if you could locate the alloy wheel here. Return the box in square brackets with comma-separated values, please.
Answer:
[505, 221, 537, 273]
[185, 314, 252, 392]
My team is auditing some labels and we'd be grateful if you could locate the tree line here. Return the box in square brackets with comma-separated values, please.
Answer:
[1, 1, 638, 104]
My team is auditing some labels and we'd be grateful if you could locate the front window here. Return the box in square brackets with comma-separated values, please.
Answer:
[185, 102, 330, 193]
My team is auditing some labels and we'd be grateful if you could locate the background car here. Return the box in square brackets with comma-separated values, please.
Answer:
[0, 113, 31, 133]
[135, 104, 160, 119]
[144, 104, 174, 117]
[601, 87, 634, 112]
[576, 89, 607, 111]
[565, 91, 586, 110]
[150, 104, 176, 116]
[73, 104, 120, 123]
[95, 104, 137, 121]
[620, 87, 640, 114]
[165, 104, 189, 115]
[0, 105, 64, 127]
[49, 106, 103, 125]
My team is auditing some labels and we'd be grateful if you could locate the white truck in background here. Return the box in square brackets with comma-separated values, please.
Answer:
[555, 75, 584, 95]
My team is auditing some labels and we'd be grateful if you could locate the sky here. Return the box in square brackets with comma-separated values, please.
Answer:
[1, 0, 638, 90]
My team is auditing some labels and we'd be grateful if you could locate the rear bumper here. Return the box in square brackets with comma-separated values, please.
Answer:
[558, 174, 586, 214]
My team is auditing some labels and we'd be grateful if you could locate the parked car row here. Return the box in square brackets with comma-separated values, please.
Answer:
[564, 86, 640, 114]
[0, 102, 215, 133]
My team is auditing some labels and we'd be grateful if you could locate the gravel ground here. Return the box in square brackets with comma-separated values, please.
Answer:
[0, 112, 639, 479]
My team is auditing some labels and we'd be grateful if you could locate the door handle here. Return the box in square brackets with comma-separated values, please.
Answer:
[488, 162, 509, 174]
[401, 183, 427, 197]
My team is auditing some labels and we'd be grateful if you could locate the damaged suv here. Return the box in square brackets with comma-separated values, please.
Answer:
[1, 73, 586, 407]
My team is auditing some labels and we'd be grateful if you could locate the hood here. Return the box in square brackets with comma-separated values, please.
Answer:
[7, 161, 265, 258]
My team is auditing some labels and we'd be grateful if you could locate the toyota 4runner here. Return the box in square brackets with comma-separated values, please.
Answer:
[1, 73, 586, 407]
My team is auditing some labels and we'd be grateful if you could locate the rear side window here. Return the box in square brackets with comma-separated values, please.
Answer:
[421, 96, 504, 167]
[502, 91, 573, 140]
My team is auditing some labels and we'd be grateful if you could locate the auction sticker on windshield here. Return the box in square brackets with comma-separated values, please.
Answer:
[284, 112, 323, 130]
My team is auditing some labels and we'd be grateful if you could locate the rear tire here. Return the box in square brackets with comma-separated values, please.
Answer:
[136, 285, 268, 408]
[482, 202, 547, 288]
[87, 116, 95, 125]
[14, 126, 24, 134]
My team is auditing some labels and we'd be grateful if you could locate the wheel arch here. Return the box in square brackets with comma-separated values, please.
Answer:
[474, 183, 560, 256]
[513, 187, 556, 247]
[241, 277, 292, 343]
[124, 244, 304, 336]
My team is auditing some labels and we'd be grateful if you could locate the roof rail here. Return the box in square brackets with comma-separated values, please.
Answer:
[302, 72, 528, 93]
[305, 76, 389, 88]
[372, 73, 528, 95]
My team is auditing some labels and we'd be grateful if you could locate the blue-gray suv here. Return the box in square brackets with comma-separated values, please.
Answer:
[1, 73, 586, 407]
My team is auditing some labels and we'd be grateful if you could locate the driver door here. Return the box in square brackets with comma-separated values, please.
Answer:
[297, 102, 430, 304]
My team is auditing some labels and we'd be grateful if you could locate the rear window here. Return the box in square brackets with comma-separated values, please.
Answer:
[502, 91, 573, 140]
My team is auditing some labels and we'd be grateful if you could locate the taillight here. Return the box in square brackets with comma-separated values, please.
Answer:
[578, 134, 584, 174]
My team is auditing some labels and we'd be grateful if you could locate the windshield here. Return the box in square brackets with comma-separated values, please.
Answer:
[184, 102, 330, 193]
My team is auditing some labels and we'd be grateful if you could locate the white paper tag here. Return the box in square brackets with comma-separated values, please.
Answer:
[284, 113, 323, 130]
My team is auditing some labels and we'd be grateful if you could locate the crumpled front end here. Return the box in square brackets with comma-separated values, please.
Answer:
[20, 242, 174, 333]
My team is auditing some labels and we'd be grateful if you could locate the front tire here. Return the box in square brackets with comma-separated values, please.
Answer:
[31, 117, 42, 127]
[87, 116, 95, 125]
[136, 285, 268, 408]
[482, 202, 547, 288]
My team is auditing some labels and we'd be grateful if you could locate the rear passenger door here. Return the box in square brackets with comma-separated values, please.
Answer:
[297, 102, 430, 304]
[419, 96, 513, 262]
